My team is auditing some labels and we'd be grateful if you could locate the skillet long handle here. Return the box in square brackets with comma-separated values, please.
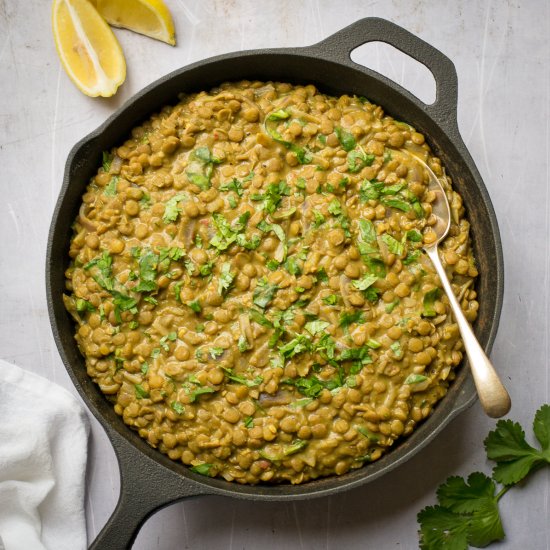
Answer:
[89, 426, 207, 549]
[307, 17, 459, 132]
[424, 246, 511, 418]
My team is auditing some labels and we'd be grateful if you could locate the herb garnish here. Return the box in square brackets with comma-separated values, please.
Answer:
[347, 146, 374, 173]
[103, 176, 118, 196]
[102, 151, 113, 172]
[218, 262, 235, 296]
[335, 126, 356, 152]
[163, 193, 187, 223]
[186, 146, 221, 190]
[190, 463, 214, 476]
[253, 279, 279, 309]
[423, 288, 441, 317]
[264, 110, 312, 164]
[418, 405, 550, 549]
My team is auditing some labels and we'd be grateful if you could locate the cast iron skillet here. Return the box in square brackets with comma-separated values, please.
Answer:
[46, 17, 504, 549]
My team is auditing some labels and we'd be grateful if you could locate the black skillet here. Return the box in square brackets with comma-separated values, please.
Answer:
[46, 17, 504, 549]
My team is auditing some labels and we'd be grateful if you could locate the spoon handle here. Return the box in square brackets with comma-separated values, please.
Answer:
[424, 246, 511, 418]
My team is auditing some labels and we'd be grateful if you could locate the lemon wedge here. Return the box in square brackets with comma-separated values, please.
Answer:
[52, 0, 126, 97]
[92, 0, 176, 46]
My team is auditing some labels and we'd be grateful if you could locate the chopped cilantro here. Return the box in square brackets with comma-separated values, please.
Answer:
[352, 273, 378, 291]
[135, 384, 149, 399]
[103, 176, 118, 196]
[339, 310, 365, 328]
[171, 401, 185, 415]
[264, 110, 312, 164]
[334, 126, 356, 152]
[328, 199, 342, 216]
[75, 298, 95, 313]
[190, 463, 214, 476]
[381, 234, 405, 256]
[222, 367, 263, 387]
[209, 347, 224, 359]
[284, 256, 302, 276]
[163, 193, 187, 223]
[312, 210, 326, 228]
[259, 439, 308, 461]
[134, 249, 158, 292]
[253, 280, 279, 308]
[219, 177, 244, 196]
[390, 341, 403, 358]
[218, 262, 235, 296]
[404, 374, 428, 384]
[348, 146, 374, 173]
[244, 416, 254, 428]
[407, 229, 423, 242]
[102, 151, 113, 172]
[423, 288, 441, 317]
[323, 294, 338, 305]
[304, 320, 330, 336]
[187, 299, 202, 313]
[385, 299, 400, 313]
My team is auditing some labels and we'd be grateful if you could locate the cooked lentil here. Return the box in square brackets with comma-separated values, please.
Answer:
[64, 81, 479, 484]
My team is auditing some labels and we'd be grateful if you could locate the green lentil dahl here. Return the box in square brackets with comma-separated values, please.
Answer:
[64, 81, 480, 484]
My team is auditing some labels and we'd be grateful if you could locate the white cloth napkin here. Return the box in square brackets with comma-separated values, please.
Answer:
[0, 359, 89, 550]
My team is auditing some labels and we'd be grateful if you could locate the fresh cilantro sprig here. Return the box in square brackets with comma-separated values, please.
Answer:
[418, 404, 550, 549]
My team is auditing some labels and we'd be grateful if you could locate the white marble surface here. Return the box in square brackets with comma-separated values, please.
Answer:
[1, 1, 549, 548]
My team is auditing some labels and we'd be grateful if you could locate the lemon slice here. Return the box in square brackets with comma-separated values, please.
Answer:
[92, 0, 176, 46]
[52, 0, 126, 97]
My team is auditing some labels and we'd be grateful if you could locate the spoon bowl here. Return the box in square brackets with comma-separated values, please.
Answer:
[396, 149, 511, 418]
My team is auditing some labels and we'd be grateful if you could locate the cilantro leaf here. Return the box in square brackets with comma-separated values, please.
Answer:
[103, 176, 118, 196]
[190, 463, 214, 476]
[418, 506, 469, 550]
[437, 474, 504, 548]
[75, 298, 95, 313]
[534, 404, 550, 450]
[407, 229, 423, 242]
[222, 367, 263, 387]
[218, 262, 235, 296]
[253, 281, 279, 309]
[134, 249, 158, 292]
[381, 234, 404, 256]
[484, 418, 548, 485]
[258, 439, 308, 462]
[283, 375, 324, 398]
[163, 193, 187, 223]
[219, 177, 244, 196]
[134, 384, 150, 399]
[334, 126, 356, 152]
[352, 273, 378, 291]
[328, 199, 342, 216]
[264, 111, 312, 165]
[359, 179, 384, 202]
[358, 219, 377, 243]
[187, 172, 210, 190]
[438, 473, 497, 514]
[339, 310, 365, 328]
[102, 151, 113, 172]
[404, 374, 428, 385]
[193, 146, 221, 165]
[423, 288, 441, 317]
[418, 405, 550, 549]
[171, 401, 185, 415]
[304, 320, 330, 336]
[347, 146, 374, 173]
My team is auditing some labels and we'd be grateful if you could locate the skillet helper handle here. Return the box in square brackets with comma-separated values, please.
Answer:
[89, 430, 206, 550]
[309, 17, 459, 132]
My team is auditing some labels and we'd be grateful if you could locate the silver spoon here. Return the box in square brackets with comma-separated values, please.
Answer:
[397, 150, 511, 418]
